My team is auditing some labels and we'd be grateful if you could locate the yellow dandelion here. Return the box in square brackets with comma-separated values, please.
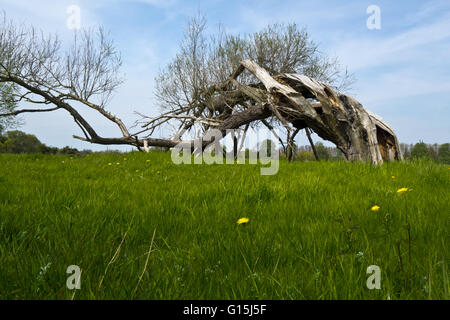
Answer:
[124, 157, 127, 161]
[108, 163, 112, 166]
[136, 170, 140, 173]
[146, 160, 151, 163]
[391, 175, 395, 179]
[237, 217, 249, 225]
[116, 162, 120, 165]
[397, 187, 408, 194]
[371, 205, 380, 212]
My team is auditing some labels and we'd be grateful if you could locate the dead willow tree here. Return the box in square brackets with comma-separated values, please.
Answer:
[141, 59, 402, 164]
[0, 15, 401, 164]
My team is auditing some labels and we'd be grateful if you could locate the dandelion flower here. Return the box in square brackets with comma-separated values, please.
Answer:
[146, 160, 151, 163]
[397, 187, 408, 194]
[124, 157, 127, 161]
[237, 217, 249, 225]
[108, 163, 112, 166]
[391, 175, 395, 179]
[371, 205, 380, 212]
[136, 170, 139, 173]
[116, 162, 120, 165]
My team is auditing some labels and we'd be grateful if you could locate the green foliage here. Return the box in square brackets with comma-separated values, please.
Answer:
[314, 142, 331, 160]
[410, 142, 432, 159]
[0, 83, 21, 132]
[0, 130, 93, 155]
[244, 148, 250, 159]
[296, 150, 315, 161]
[438, 143, 450, 164]
[58, 146, 81, 155]
[428, 144, 440, 161]
[258, 139, 276, 158]
[209, 144, 226, 157]
[333, 148, 345, 160]
[0, 153, 448, 299]
[0, 130, 43, 154]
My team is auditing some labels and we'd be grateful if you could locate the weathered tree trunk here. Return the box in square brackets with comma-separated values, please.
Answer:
[133, 60, 403, 164]
[276, 73, 402, 163]
[237, 60, 402, 164]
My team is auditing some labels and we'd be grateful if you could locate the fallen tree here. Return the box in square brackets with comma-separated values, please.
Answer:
[138, 59, 402, 164]
[0, 15, 401, 164]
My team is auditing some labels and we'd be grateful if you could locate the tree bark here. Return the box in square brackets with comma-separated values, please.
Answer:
[305, 128, 319, 161]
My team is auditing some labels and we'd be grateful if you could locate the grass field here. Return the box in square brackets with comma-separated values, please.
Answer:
[0, 152, 448, 300]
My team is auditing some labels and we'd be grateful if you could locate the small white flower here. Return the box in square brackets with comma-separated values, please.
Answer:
[356, 251, 364, 263]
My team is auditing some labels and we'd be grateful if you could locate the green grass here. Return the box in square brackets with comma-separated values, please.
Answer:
[0, 152, 448, 299]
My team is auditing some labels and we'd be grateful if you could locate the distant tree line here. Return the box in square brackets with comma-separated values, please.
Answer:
[400, 142, 450, 164]
[1, 130, 449, 164]
[280, 141, 449, 163]
[275, 141, 342, 161]
[0, 130, 93, 155]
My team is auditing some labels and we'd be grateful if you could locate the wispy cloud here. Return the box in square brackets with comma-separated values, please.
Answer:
[357, 67, 450, 104]
[131, 0, 178, 8]
[332, 13, 450, 70]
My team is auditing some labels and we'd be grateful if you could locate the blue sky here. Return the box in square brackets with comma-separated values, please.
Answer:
[1, 0, 449, 150]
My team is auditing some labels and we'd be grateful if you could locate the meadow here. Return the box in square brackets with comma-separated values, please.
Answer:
[0, 152, 448, 299]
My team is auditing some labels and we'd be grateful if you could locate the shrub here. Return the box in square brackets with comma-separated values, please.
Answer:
[0, 130, 43, 154]
[438, 143, 450, 164]
[410, 141, 432, 159]
[315, 142, 331, 160]
[296, 151, 315, 161]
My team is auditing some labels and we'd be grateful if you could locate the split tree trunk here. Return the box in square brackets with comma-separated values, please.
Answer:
[238, 60, 402, 164]
[134, 60, 402, 164]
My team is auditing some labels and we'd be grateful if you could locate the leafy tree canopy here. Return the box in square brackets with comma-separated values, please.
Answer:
[0, 83, 21, 133]
[438, 143, 450, 164]
[410, 141, 432, 159]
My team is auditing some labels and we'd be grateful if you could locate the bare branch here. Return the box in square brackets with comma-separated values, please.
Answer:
[0, 106, 60, 117]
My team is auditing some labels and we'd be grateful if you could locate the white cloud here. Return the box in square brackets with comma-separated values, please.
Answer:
[332, 13, 450, 70]
[401, 0, 450, 26]
[357, 68, 450, 105]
